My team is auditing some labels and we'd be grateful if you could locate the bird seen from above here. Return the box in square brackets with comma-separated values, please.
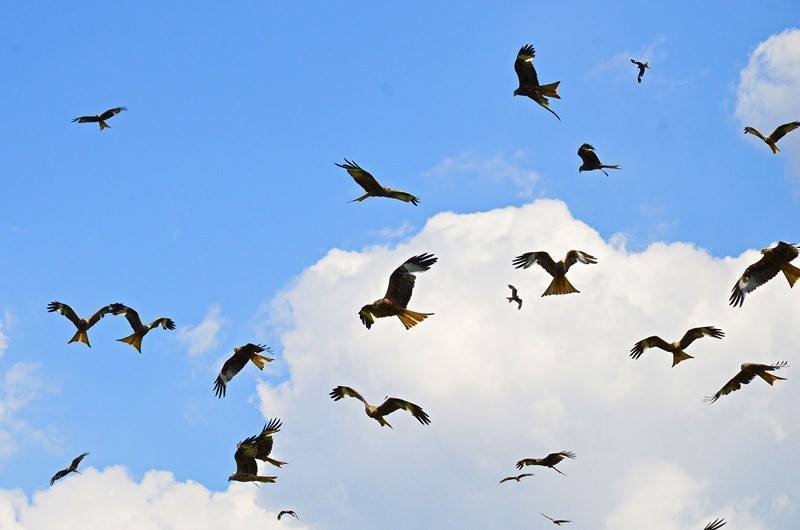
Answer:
[630, 59, 649, 83]
[513, 44, 561, 120]
[228, 424, 281, 485]
[541, 513, 571, 525]
[214, 343, 274, 398]
[108, 303, 175, 353]
[49, 452, 89, 486]
[499, 473, 533, 484]
[336, 159, 420, 205]
[46, 301, 114, 347]
[72, 106, 126, 130]
[729, 241, 799, 307]
[506, 284, 523, 309]
[743, 121, 800, 153]
[705, 361, 788, 403]
[516, 451, 576, 475]
[359, 253, 437, 330]
[277, 510, 299, 521]
[512, 250, 597, 296]
[630, 326, 724, 367]
[704, 518, 726, 530]
[329, 386, 431, 428]
[577, 143, 621, 176]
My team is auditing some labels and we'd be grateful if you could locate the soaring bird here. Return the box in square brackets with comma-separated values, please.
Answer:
[336, 159, 419, 205]
[214, 343, 274, 398]
[630, 59, 649, 83]
[730, 242, 799, 307]
[744, 122, 800, 153]
[513, 44, 561, 120]
[506, 284, 523, 309]
[47, 301, 114, 347]
[239, 418, 287, 468]
[630, 326, 724, 367]
[516, 451, 575, 475]
[499, 473, 533, 484]
[512, 250, 597, 296]
[228, 426, 280, 485]
[49, 452, 89, 486]
[72, 106, 126, 130]
[705, 362, 788, 403]
[108, 303, 175, 353]
[329, 386, 430, 428]
[359, 253, 437, 330]
[704, 518, 726, 530]
[541, 513, 571, 525]
[577, 143, 621, 176]
[277, 510, 299, 521]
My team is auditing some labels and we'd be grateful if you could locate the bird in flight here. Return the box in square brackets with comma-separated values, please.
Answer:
[630, 326, 724, 367]
[630, 59, 650, 83]
[240, 418, 287, 468]
[513, 44, 561, 120]
[359, 253, 437, 330]
[703, 518, 726, 530]
[50, 452, 89, 486]
[47, 301, 114, 347]
[516, 451, 576, 475]
[744, 121, 800, 153]
[277, 510, 299, 520]
[72, 106, 126, 130]
[577, 143, 621, 176]
[336, 159, 419, 205]
[228, 424, 282, 485]
[329, 386, 430, 428]
[705, 362, 788, 403]
[499, 473, 533, 484]
[729, 241, 799, 307]
[214, 343, 274, 398]
[506, 284, 523, 309]
[512, 250, 597, 296]
[108, 303, 175, 353]
[541, 513, 571, 525]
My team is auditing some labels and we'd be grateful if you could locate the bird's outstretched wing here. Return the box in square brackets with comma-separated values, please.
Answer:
[148, 317, 175, 330]
[508, 284, 518, 297]
[47, 301, 82, 328]
[729, 255, 781, 307]
[384, 253, 438, 308]
[109, 303, 144, 331]
[85, 305, 114, 328]
[704, 362, 787, 403]
[49, 468, 70, 486]
[336, 159, 383, 193]
[564, 250, 597, 271]
[252, 418, 281, 460]
[677, 326, 724, 349]
[577, 143, 602, 166]
[375, 397, 431, 424]
[385, 189, 420, 205]
[514, 44, 540, 87]
[72, 115, 99, 123]
[69, 452, 89, 471]
[329, 385, 368, 406]
[512, 252, 558, 276]
[768, 121, 800, 143]
[214, 348, 251, 398]
[277, 510, 298, 520]
[234, 440, 259, 475]
[630, 336, 672, 360]
[703, 518, 726, 530]
[99, 106, 126, 120]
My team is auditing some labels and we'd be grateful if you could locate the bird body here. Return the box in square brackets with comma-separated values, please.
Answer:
[72, 106, 126, 130]
[329, 386, 430, 428]
[108, 303, 174, 353]
[513, 44, 561, 120]
[47, 302, 113, 347]
[705, 362, 788, 403]
[506, 284, 523, 309]
[577, 143, 620, 176]
[228, 420, 285, 484]
[516, 451, 575, 475]
[214, 343, 274, 398]
[630, 59, 649, 83]
[630, 326, 724, 367]
[730, 241, 799, 307]
[50, 452, 88, 486]
[336, 159, 419, 205]
[744, 122, 799, 153]
[512, 250, 597, 296]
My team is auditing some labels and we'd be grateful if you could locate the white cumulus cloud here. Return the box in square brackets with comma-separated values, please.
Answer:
[178, 304, 225, 356]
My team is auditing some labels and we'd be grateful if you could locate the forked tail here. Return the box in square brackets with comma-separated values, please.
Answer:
[99, 120, 110, 130]
[759, 372, 787, 385]
[397, 309, 433, 330]
[542, 276, 579, 296]
[768, 141, 780, 154]
[780, 263, 800, 287]
[117, 333, 143, 353]
[539, 81, 561, 99]
[69, 329, 91, 347]
[671, 350, 694, 367]
[249, 353, 273, 370]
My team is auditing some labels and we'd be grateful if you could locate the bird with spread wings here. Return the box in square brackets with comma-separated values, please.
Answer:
[516, 451, 576, 475]
[72, 106, 126, 130]
[630, 59, 650, 83]
[228, 422, 283, 484]
[705, 362, 788, 403]
[506, 284, 523, 309]
[513, 44, 561, 120]
[499, 473, 533, 484]
[359, 253, 437, 330]
[512, 250, 597, 296]
[50, 452, 89, 486]
[744, 121, 800, 153]
[277, 510, 298, 520]
[336, 159, 419, 205]
[108, 303, 175, 353]
[214, 343, 274, 398]
[729, 241, 799, 307]
[47, 301, 114, 347]
[541, 513, 571, 525]
[630, 326, 724, 367]
[329, 386, 430, 428]
[577, 143, 621, 176]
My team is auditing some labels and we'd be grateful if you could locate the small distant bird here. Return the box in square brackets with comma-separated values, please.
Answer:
[329, 386, 430, 428]
[541, 513, 571, 525]
[214, 343, 274, 398]
[704, 518, 726, 530]
[499, 473, 533, 484]
[513, 44, 561, 120]
[72, 106, 126, 130]
[516, 451, 576, 475]
[506, 284, 523, 309]
[359, 253, 437, 330]
[730, 241, 799, 307]
[577, 143, 621, 176]
[49, 452, 89, 486]
[277, 510, 298, 521]
[630, 59, 649, 83]
[228, 424, 281, 485]
[336, 159, 419, 205]
[630, 326, 724, 367]
[705, 362, 788, 403]
[108, 303, 175, 353]
[744, 122, 800, 153]
[47, 301, 114, 347]
[512, 250, 597, 296]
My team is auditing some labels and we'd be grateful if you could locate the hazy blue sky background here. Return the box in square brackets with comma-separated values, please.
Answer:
[1, 0, 799, 497]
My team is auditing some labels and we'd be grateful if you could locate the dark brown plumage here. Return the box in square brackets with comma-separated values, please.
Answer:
[228, 424, 280, 484]
[329, 385, 430, 428]
[214, 343, 274, 398]
[499, 473, 533, 484]
[705, 362, 788, 403]
[506, 284, 523, 309]
[730, 242, 799, 307]
[541, 513, 571, 525]
[277, 510, 298, 520]
[336, 159, 419, 205]
[72, 106, 126, 130]
[49, 452, 88, 486]
[704, 518, 726, 530]
[744, 122, 800, 153]
[108, 303, 174, 353]
[630, 326, 724, 367]
[47, 302, 114, 347]
[516, 451, 575, 475]
[630, 59, 649, 83]
[512, 250, 597, 296]
[577, 143, 620, 176]
[513, 44, 561, 120]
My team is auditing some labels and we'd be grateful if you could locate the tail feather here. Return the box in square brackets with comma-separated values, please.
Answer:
[542, 276, 579, 296]
[264, 456, 287, 468]
[759, 372, 787, 385]
[251, 475, 277, 483]
[671, 350, 694, 367]
[397, 309, 433, 330]
[539, 81, 560, 99]
[250, 353, 272, 370]
[769, 141, 780, 154]
[780, 263, 800, 287]
[69, 329, 91, 347]
[99, 120, 110, 130]
[117, 333, 143, 353]
[601, 164, 621, 170]
[349, 193, 370, 203]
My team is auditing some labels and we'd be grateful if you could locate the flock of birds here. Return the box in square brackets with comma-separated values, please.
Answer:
[42, 43, 800, 528]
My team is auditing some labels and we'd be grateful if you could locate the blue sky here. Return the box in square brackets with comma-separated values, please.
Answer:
[1, 0, 799, 500]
